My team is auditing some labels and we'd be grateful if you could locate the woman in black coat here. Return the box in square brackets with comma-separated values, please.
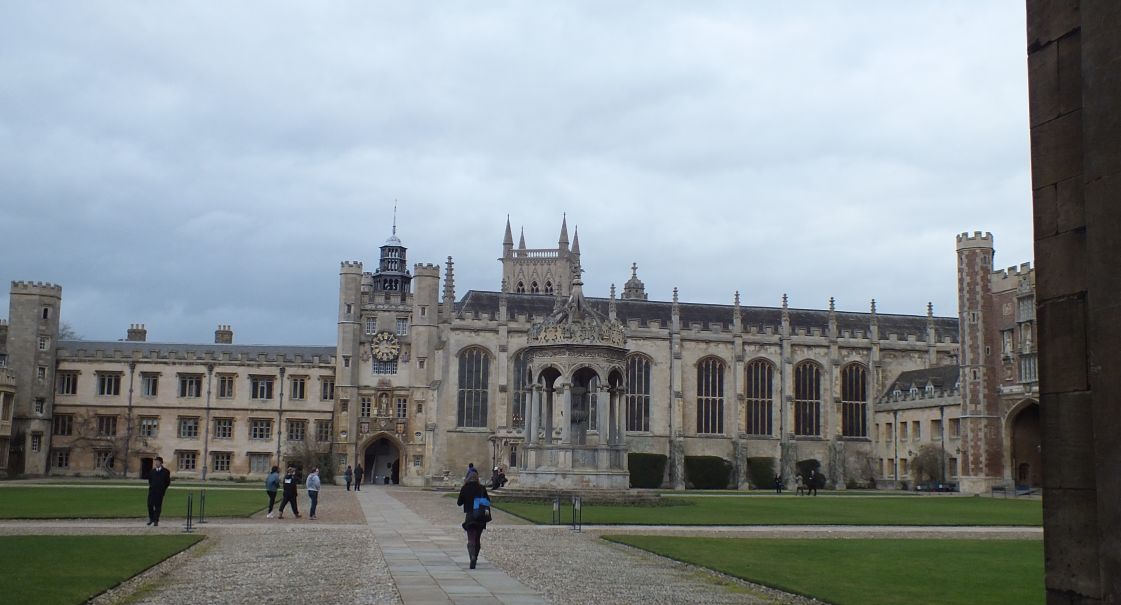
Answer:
[456, 469, 489, 569]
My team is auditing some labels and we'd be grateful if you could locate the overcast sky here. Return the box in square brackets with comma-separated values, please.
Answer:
[0, 2, 1033, 345]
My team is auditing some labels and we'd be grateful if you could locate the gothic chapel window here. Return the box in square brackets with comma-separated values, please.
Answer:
[696, 357, 725, 434]
[457, 348, 490, 428]
[530, 281, 539, 294]
[625, 355, 651, 432]
[516, 282, 525, 294]
[745, 359, 774, 435]
[511, 350, 530, 429]
[840, 363, 868, 437]
[794, 362, 822, 436]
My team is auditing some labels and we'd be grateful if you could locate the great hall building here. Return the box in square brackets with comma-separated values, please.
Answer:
[0, 219, 1040, 494]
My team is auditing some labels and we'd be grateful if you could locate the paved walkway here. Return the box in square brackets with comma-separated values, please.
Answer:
[358, 489, 546, 605]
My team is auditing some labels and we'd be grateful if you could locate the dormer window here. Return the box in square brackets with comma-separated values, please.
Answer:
[893, 389, 902, 400]
[925, 384, 934, 396]
[909, 386, 919, 398]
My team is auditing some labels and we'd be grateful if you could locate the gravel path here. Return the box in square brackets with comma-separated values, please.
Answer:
[387, 488, 813, 605]
[99, 525, 399, 605]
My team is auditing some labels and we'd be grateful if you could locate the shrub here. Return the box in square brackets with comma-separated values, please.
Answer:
[684, 456, 732, 489]
[628, 453, 667, 488]
[747, 457, 776, 488]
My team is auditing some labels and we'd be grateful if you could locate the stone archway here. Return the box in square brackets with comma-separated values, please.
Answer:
[1008, 401, 1041, 489]
[362, 433, 403, 485]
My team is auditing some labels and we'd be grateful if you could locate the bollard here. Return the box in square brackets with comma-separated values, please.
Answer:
[552, 496, 561, 525]
[184, 494, 194, 533]
[197, 489, 207, 524]
[571, 496, 582, 533]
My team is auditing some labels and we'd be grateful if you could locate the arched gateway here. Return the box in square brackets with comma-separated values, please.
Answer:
[518, 268, 630, 489]
[362, 433, 402, 485]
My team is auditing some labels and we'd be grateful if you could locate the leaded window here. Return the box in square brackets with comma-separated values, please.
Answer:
[745, 359, 773, 436]
[457, 347, 490, 427]
[626, 354, 651, 432]
[840, 363, 868, 437]
[794, 362, 821, 436]
[511, 350, 531, 429]
[696, 357, 725, 434]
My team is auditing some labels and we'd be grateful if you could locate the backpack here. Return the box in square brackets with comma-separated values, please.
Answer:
[472, 496, 492, 523]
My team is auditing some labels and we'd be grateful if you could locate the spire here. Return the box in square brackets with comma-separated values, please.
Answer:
[559, 213, 569, 250]
[518, 227, 526, 250]
[734, 290, 741, 307]
[572, 226, 581, 254]
[673, 287, 679, 304]
[870, 298, 877, 315]
[609, 283, 617, 321]
[927, 301, 934, 318]
[503, 215, 513, 247]
[392, 200, 398, 237]
[622, 262, 648, 300]
[443, 256, 456, 313]
[829, 296, 836, 313]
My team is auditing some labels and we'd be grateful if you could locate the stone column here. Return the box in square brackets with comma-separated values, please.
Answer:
[560, 382, 572, 444]
[528, 384, 542, 445]
[543, 387, 553, 443]
[1028, 2, 1121, 601]
[596, 385, 609, 446]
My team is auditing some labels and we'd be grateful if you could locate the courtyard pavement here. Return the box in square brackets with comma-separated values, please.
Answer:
[0, 484, 1042, 604]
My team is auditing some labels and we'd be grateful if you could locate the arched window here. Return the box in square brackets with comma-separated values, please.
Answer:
[544, 281, 553, 294]
[745, 359, 774, 436]
[515, 282, 526, 294]
[840, 363, 867, 437]
[511, 350, 531, 429]
[530, 281, 540, 294]
[793, 361, 821, 436]
[626, 354, 651, 432]
[696, 357, 725, 434]
[457, 348, 490, 427]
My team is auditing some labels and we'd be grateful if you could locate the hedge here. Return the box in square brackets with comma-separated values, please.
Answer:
[628, 453, 668, 488]
[684, 456, 732, 489]
[747, 457, 776, 488]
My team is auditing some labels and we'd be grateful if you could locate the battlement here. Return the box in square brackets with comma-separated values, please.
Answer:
[414, 263, 441, 276]
[129, 323, 146, 330]
[11, 280, 62, 296]
[994, 262, 1033, 279]
[339, 260, 364, 274]
[956, 231, 994, 250]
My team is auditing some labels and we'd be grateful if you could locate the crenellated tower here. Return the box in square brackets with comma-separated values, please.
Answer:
[7, 281, 62, 475]
[956, 231, 1003, 492]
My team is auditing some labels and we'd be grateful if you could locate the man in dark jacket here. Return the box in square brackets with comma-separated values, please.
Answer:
[147, 456, 172, 526]
[278, 466, 301, 518]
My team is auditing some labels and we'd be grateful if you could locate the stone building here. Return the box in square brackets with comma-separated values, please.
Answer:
[0, 219, 1038, 494]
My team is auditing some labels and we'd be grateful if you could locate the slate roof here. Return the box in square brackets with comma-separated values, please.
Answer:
[884, 365, 961, 393]
[56, 340, 335, 363]
[457, 290, 958, 341]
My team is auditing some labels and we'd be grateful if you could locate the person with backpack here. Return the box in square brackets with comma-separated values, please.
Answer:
[456, 468, 490, 569]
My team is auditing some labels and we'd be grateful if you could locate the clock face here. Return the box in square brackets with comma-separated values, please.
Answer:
[372, 331, 401, 361]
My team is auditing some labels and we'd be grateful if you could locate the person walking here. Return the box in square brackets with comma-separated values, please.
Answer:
[808, 469, 819, 496]
[265, 466, 281, 518]
[147, 456, 172, 526]
[465, 462, 475, 480]
[277, 466, 301, 518]
[773, 473, 783, 495]
[344, 465, 353, 491]
[354, 464, 363, 491]
[795, 474, 805, 496]
[456, 469, 490, 569]
[306, 467, 321, 520]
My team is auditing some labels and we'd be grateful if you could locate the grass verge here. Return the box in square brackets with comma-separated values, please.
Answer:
[0, 534, 203, 605]
[495, 495, 1041, 526]
[0, 486, 266, 518]
[606, 536, 1043, 605]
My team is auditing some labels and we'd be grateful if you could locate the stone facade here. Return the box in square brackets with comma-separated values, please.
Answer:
[1, 220, 1037, 494]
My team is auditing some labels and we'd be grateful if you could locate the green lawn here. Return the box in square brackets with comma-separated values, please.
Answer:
[0, 486, 266, 519]
[496, 495, 1041, 526]
[0, 535, 203, 605]
[607, 536, 1043, 605]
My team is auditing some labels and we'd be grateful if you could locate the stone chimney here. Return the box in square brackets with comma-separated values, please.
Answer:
[126, 324, 147, 342]
[214, 324, 233, 344]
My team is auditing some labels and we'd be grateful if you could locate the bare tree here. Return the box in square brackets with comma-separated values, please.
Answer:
[70, 410, 136, 477]
[286, 438, 338, 483]
[911, 443, 947, 484]
[58, 322, 81, 340]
